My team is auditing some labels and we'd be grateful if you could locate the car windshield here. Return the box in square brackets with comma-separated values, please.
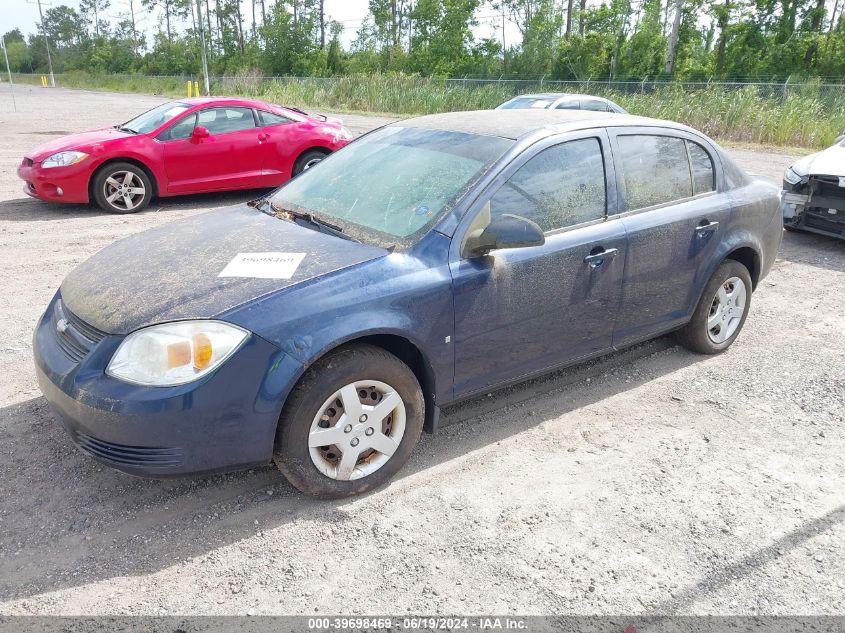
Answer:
[499, 97, 556, 109]
[270, 126, 513, 248]
[121, 102, 192, 134]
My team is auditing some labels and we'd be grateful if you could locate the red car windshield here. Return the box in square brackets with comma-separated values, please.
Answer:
[120, 102, 192, 134]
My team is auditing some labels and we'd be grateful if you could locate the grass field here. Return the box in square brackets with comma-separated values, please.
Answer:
[9, 71, 844, 149]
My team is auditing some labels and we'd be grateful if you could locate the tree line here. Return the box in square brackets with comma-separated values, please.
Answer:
[3, 0, 844, 81]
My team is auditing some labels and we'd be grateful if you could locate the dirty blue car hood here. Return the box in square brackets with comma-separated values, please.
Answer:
[60, 205, 387, 335]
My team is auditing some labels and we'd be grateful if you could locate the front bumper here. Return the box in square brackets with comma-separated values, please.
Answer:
[17, 158, 92, 204]
[33, 293, 305, 476]
[780, 181, 845, 240]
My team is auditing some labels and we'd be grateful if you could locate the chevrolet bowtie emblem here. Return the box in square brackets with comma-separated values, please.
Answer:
[56, 318, 69, 334]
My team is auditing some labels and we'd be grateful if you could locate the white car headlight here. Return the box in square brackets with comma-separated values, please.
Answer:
[783, 166, 804, 185]
[41, 151, 89, 168]
[106, 321, 249, 386]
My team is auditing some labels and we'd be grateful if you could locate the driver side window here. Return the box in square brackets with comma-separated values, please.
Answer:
[487, 138, 607, 233]
[158, 113, 196, 141]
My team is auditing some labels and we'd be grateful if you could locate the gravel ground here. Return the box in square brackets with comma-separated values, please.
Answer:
[0, 83, 843, 617]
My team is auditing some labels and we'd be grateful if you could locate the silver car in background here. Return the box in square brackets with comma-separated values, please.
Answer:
[497, 93, 627, 114]
[781, 137, 845, 240]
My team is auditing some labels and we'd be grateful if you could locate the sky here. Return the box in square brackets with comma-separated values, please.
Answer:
[0, 0, 523, 49]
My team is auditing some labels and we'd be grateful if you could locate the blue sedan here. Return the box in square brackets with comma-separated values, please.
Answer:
[33, 110, 782, 498]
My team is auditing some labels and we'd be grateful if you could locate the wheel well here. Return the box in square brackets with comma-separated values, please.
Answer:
[725, 247, 761, 289]
[309, 334, 439, 432]
[89, 158, 159, 201]
[294, 146, 331, 167]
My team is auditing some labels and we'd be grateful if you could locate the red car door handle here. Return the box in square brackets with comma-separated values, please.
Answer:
[258, 132, 269, 142]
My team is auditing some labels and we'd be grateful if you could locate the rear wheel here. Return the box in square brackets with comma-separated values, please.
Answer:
[676, 260, 752, 354]
[92, 162, 152, 214]
[292, 149, 328, 176]
[273, 344, 424, 498]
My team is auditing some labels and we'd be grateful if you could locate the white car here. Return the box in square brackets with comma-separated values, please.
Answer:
[781, 137, 845, 239]
[496, 93, 627, 114]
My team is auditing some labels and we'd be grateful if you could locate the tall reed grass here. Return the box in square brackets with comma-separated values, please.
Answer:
[8, 71, 844, 148]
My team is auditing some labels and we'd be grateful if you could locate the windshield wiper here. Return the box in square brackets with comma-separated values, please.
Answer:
[115, 125, 138, 134]
[249, 197, 359, 243]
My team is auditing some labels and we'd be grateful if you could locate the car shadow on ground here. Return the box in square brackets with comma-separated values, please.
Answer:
[777, 229, 845, 273]
[0, 190, 270, 222]
[1, 336, 690, 602]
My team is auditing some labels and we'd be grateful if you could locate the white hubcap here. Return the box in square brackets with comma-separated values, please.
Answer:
[707, 276, 747, 344]
[104, 171, 145, 211]
[308, 380, 406, 481]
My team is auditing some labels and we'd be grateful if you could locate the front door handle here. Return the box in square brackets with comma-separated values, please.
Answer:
[695, 220, 719, 238]
[584, 247, 619, 268]
[258, 132, 269, 142]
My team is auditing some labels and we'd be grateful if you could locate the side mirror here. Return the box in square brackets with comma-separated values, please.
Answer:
[463, 213, 545, 257]
[192, 126, 210, 140]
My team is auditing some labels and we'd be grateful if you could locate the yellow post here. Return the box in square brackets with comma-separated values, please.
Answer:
[187, 80, 193, 97]
[194, 80, 200, 97]
[40, 75, 46, 87]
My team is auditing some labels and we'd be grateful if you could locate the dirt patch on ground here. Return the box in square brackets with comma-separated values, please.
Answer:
[0, 84, 842, 616]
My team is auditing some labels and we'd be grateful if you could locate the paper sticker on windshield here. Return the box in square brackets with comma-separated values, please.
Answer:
[839, 176, 845, 188]
[218, 252, 305, 279]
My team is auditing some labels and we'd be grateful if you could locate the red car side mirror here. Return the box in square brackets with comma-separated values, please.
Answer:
[192, 126, 210, 140]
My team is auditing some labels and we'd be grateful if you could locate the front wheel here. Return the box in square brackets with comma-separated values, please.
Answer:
[676, 260, 752, 354]
[92, 162, 152, 214]
[273, 344, 424, 499]
[292, 150, 327, 176]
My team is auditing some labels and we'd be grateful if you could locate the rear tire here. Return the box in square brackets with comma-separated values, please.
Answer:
[273, 344, 424, 499]
[292, 149, 328, 176]
[676, 260, 752, 355]
[92, 162, 152, 214]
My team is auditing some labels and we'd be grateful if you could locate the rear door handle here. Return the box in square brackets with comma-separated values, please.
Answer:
[584, 247, 619, 268]
[695, 220, 719, 237]
[258, 132, 269, 142]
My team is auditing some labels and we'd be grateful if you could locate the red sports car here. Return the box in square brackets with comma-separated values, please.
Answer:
[17, 97, 354, 213]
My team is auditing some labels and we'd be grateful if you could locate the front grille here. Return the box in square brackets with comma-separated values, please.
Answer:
[23, 157, 33, 167]
[53, 299, 107, 363]
[75, 432, 184, 468]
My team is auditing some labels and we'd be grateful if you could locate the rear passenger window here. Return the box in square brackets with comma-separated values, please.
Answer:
[198, 107, 256, 135]
[581, 99, 609, 112]
[555, 101, 579, 110]
[489, 138, 606, 232]
[687, 141, 715, 194]
[258, 110, 293, 126]
[618, 135, 692, 210]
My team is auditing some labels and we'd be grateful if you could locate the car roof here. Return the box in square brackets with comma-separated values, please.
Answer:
[509, 93, 580, 100]
[393, 109, 693, 141]
[179, 96, 273, 109]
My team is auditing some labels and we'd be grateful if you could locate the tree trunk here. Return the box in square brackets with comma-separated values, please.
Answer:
[565, 0, 574, 35]
[237, 1, 245, 52]
[251, 0, 256, 36]
[205, 0, 213, 46]
[578, 0, 587, 35]
[664, 0, 683, 75]
[320, 0, 325, 48]
[715, 0, 730, 75]
[165, 0, 172, 40]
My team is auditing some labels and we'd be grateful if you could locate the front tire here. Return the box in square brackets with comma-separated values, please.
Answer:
[92, 162, 152, 214]
[273, 344, 424, 499]
[676, 260, 752, 354]
[292, 150, 327, 176]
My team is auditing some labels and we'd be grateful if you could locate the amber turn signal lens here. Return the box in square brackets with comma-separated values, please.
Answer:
[193, 333, 213, 370]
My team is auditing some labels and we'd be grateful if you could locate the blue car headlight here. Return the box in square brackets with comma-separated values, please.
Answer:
[106, 320, 249, 386]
